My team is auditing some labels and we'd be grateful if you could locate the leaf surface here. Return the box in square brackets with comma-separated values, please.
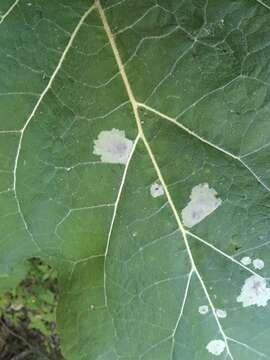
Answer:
[1, 0, 270, 359]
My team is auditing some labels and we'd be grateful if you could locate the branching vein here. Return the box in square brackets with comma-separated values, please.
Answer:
[228, 337, 270, 359]
[103, 135, 140, 306]
[12, 4, 96, 249]
[170, 270, 193, 359]
[96, 1, 234, 358]
[255, 0, 270, 11]
[0, 0, 20, 24]
[187, 231, 263, 279]
[138, 102, 270, 193]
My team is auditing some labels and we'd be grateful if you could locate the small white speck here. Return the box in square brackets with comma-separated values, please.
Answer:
[241, 256, 252, 266]
[237, 275, 270, 307]
[93, 128, 133, 165]
[181, 183, 222, 228]
[206, 339, 226, 356]
[253, 258, 264, 270]
[216, 309, 227, 318]
[198, 305, 209, 315]
[150, 182, 164, 198]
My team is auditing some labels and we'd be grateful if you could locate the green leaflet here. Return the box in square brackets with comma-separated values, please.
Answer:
[1, 0, 270, 359]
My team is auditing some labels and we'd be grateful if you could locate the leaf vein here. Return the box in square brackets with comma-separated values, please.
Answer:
[96, 1, 234, 358]
[138, 102, 270, 193]
[103, 135, 140, 307]
[0, 0, 20, 25]
[11, 3, 96, 251]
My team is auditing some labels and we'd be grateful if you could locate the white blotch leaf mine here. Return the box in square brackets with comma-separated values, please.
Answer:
[253, 258, 264, 270]
[150, 182, 164, 198]
[93, 128, 133, 164]
[216, 309, 227, 318]
[237, 275, 270, 307]
[206, 339, 226, 356]
[241, 256, 252, 266]
[181, 183, 222, 228]
[198, 305, 209, 315]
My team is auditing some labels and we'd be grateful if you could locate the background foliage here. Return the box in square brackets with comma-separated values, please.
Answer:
[0, 259, 63, 359]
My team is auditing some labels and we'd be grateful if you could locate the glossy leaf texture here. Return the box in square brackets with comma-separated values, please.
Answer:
[1, 0, 270, 359]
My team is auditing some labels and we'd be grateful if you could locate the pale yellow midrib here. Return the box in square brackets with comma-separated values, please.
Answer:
[95, 0, 192, 263]
[95, 1, 233, 358]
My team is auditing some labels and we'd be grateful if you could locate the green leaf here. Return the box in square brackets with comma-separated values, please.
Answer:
[1, 0, 270, 359]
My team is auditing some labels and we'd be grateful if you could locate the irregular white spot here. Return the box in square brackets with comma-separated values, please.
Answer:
[150, 182, 164, 198]
[237, 275, 270, 307]
[93, 128, 133, 164]
[181, 183, 222, 228]
[198, 305, 209, 315]
[216, 309, 227, 318]
[253, 258, 264, 270]
[241, 256, 252, 266]
[206, 339, 226, 356]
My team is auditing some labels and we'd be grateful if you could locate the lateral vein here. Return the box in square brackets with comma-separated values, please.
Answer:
[0, 0, 20, 24]
[138, 102, 270, 193]
[255, 0, 270, 11]
[12, 3, 96, 249]
[187, 231, 264, 279]
[96, 1, 234, 358]
[103, 135, 140, 306]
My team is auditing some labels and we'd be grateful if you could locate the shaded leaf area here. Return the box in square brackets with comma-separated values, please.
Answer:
[0, 259, 63, 360]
